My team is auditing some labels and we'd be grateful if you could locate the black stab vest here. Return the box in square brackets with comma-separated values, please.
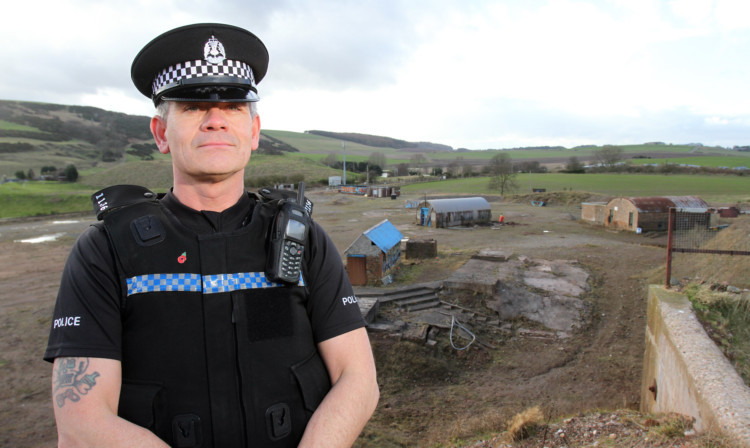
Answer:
[98, 191, 330, 447]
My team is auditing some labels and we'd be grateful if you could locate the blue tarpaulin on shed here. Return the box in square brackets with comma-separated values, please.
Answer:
[363, 219, 403, 252]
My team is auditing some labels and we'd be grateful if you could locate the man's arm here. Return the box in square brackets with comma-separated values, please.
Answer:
[52, 357, 168, 448]
[298, 328, 379, 448]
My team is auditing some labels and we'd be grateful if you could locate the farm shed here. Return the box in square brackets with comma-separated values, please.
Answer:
[367, 185, 401, 198]
[344, 219, 404, 286]
[718, 206, 739, 218]
[581, 202, 607, 223]
[604, 196, 709, 232]
[416, 197, 492, 228]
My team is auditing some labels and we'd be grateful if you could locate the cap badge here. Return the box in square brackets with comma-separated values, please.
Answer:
[204, 35, 226, 65]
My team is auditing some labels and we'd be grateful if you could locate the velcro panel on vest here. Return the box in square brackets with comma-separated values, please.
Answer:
[243, 287, 294, 342]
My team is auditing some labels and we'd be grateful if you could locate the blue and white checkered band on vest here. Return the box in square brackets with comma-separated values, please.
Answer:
[126, 271, 304, 296]
[151, 59, 256, 97]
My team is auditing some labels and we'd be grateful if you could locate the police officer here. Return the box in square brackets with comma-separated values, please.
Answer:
[44, 23, 379, 447]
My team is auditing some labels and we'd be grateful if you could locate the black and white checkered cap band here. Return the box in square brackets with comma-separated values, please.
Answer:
[152, 59, 256, 96]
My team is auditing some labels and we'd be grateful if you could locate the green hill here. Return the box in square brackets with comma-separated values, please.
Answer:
[2, 99, 750, 191]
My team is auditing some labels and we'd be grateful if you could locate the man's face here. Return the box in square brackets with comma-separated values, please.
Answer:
[151, 101, 260, 184]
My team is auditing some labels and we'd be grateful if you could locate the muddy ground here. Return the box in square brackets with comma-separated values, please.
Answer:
[0, 190, 668, 447]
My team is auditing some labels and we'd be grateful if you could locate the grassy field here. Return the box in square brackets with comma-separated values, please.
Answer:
[4, 122, 750, 218]
[629, 156, 750, 168]
[3, 171, 749, 219]
[263, 130, 400, 155]
[0, 181, 92, 218]
[0, 120, 41, 131]
[257, 135, 749, 168]
[402, 173, 750, 204]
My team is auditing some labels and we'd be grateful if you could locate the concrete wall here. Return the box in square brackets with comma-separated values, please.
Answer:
[581, 202, 606, 223]
[641, 285, 750, 446]
[405, 239, 437, 259]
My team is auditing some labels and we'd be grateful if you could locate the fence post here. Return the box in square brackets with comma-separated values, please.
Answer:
[665, 207, 675, 288]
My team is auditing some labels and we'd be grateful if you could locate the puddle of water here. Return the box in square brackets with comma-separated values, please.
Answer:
[52, 220, 79, 225]
[14, 233, 66, 244]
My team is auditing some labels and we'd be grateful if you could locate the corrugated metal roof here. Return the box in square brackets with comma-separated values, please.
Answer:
[363, 219, 404, 252]
[628, 196, 708, 213]
[424, 197, 491, 213]
[665, 196, 709, 209]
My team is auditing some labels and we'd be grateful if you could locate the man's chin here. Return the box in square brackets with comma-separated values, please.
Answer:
[182, 169, 245, 185]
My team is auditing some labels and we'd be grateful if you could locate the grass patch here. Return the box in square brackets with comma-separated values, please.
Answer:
[0, 181, 93, 218]
[503, 406, 544, 442]
[402, 173, 750, 203]
[684, 282, 750, 386]
[244, 153, 363, 186]
[630, 156, 750, 168]
[262, 129, 400, 155]
[0, 120, 41, 131]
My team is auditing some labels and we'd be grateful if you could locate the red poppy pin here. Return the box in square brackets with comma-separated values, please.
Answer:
[177, 252, 187, 264]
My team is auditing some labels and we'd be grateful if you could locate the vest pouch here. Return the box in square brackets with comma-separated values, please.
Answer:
[118, 381, 166, 434]
[290, 351, 331, 414]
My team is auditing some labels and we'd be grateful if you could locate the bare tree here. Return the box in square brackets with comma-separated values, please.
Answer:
[411, 153, 427, 167]
[323, 152, 338, 167]
[593, 146, 623, 168]
[462, 162, 474, 177]
[565, 156, 585, 173]
[487, 152, 517, 195]
[396, 163, 409, 176]
[368, 151, 386, 170]
[446, 159, 460, 178]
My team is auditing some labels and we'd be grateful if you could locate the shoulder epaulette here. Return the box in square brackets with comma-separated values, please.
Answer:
[92, 185, 159, 220]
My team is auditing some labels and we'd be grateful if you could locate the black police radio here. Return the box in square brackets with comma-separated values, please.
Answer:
[266, 182, 311, 284]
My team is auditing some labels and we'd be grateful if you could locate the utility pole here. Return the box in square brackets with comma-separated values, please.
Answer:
[342, 141, 347, 186]
[529, 170, 532, 192]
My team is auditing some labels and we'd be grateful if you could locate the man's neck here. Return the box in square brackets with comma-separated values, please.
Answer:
[171, 178, 246, 212]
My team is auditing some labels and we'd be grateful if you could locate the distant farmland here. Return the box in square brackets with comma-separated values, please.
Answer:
[402, 173, 750, 204]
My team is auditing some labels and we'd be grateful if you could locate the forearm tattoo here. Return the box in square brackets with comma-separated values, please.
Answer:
[53, 357, 100, 408]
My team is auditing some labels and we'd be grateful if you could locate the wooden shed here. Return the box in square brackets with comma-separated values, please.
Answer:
[604, 196, 709, 232]
[416, 197, 492, 228]
[344, 219, 404, 286]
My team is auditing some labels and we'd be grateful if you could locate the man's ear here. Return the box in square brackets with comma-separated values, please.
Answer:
[251, 114, 261, 151]
[150, 116, 170, 154]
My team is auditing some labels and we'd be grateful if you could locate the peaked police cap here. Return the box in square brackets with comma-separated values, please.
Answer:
[131, 23, 269, 104]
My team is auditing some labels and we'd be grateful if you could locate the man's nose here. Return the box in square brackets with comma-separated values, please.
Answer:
[201, 108, 228, 131]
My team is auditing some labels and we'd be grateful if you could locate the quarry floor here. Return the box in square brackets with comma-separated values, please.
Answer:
[0, 190, 673, 447]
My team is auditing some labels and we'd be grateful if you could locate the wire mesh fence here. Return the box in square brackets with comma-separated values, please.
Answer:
[666, 208, 750, 287]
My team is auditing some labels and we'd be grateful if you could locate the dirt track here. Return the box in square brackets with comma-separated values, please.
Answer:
[0, 190, 667, 447]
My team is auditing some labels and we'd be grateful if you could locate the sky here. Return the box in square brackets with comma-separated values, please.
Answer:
[2, 0, 749, 150]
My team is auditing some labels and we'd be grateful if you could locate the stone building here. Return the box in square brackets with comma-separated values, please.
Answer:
[604, 196, 709, 232]
[344, 219, 404, 286]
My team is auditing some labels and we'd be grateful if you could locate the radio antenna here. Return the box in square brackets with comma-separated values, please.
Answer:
[297, 181, 306, 205]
